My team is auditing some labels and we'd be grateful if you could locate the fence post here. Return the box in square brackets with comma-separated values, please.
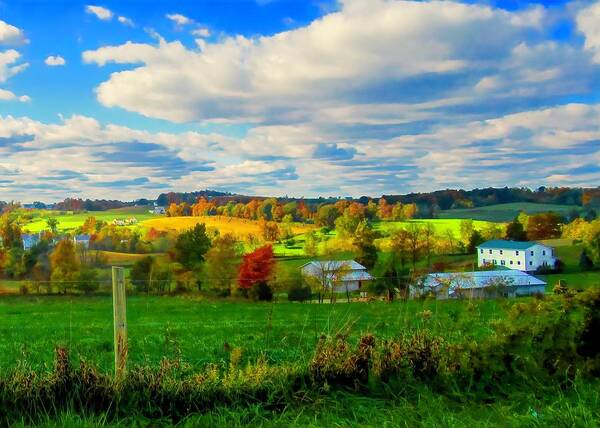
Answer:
[112, 266, 128, 379]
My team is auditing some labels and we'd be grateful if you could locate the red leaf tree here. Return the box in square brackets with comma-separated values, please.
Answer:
[238, 245, 275, 289]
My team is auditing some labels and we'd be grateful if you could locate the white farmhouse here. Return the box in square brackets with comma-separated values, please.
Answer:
[414, 270, 547, 300]
[477, 240, 556, 272]
[301, 260, 374, 293]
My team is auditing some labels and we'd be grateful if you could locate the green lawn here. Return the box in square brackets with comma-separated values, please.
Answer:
[439, 202, 579, 222]
[0, 296, 510, 372]
[375, 218, 497, 235]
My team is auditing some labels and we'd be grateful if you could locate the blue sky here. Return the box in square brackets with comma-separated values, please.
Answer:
[0, 0, 599, 202]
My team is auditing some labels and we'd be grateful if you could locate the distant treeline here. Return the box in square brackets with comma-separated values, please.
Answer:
[5, 186, 600, 214]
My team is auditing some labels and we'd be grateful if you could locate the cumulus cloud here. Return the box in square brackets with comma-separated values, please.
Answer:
[45, 55, 66, 66]
[0, 89, 29, 102]
[0, 49, 29, 101]
[191, 27, 210, 38]
[166, 13, 193, 27]
[86, 5, 113, 21]
[577, 1, 600, 63]
[82, 0, 598, 127]
[0, 20, 27, 45]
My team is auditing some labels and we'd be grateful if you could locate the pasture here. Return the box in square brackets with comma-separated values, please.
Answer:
[0, 296, 509, 371]
[22, 207, 158, 233]
[439, 202, 578, 222]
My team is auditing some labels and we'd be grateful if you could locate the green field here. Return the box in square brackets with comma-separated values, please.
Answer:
[440, 202, 578, 222]
[0, 296, 509, 371]
[22, 207, 159, 233]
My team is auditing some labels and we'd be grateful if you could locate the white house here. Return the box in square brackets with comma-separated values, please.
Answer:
[413, 270, 547, 300]
[73, 234, 91, 248]
[301, 260, 374, 293]
[477, 240, 556, 272]
[22, 234, 41, 250]
[151, 206, 166, 215]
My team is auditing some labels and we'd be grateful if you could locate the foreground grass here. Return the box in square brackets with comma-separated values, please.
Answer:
[0, 296, 507, 371]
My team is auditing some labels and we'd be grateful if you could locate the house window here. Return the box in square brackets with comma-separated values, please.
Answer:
[542, 250, 546, 256]
[517, 261, 521, 265]
[516, 250, 519, 255]
[501, 260, 505, 266]
[500, 250, 503, 255]
[529, 261, 533, 266]
[493, 260, 497, 265]
[510, 260, 513, 265]
[489, 249, 492, 254]
[480, 249, 484, 254]
[530, 251, 534, 256]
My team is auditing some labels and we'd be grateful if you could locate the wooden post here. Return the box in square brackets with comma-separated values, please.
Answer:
[112, 266, 128, 378]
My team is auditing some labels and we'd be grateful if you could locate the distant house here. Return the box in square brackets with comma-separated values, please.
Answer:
[301, 260, 374, 293]
[151, 206, 166, 215]
[73, 234, 91, 248]
[477, 240, 556, 272]
[413, 270, 547, 300]
[22, 234, 41, 250]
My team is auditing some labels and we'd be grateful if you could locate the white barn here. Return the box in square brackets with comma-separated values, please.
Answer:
[413, 270, 547, 300]
[477, 240, 556, 272]
[301, 260, 373, 293]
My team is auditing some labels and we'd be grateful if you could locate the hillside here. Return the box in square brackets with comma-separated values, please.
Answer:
[439, 202, 579, 222]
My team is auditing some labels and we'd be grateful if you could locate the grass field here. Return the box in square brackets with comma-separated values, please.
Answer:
[376, 218, 496, 234]
[23, 207, 159, 233]
[439, 202, 579, 222]
[0, 296, 510, 372]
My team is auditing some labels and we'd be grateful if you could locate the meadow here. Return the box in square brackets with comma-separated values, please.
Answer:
[0, 296, 508, 371]
[439, 202, 578, 222]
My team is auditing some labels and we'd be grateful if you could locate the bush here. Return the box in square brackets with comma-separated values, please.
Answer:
[248, 281, 273, 301]
[287, 285, 312, 302]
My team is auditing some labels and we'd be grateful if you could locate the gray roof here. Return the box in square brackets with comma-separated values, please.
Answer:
[301, 260, 368, 271]
[477, 240, 542, 250]
[424, 270, 546, 291]
[301, 260, 374, 282]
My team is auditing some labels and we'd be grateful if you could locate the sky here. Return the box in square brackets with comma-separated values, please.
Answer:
[0, 0, 599, 202]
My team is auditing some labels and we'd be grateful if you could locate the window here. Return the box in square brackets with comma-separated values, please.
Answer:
[529, 261, 533, 266]
[500, 250, 503, 255]
[501, 260, 506, 266]
[510, 260, 513, 265]
[489, 249, 492, 254]
[516, 250, 519, 255]
[518, 261, 521, 265]
[542, 250, 546, 256]
[530, 251, 534, 256]
[493, 260, 497, 265]
[480, 249, 483, 254]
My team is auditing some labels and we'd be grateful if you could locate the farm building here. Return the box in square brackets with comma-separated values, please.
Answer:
[412, 270, 546, 300]
[301, 260, 374, 293]
[477, 240, 556, 272]
[73, 234, 91, 248]
[22, 234, 41, 250]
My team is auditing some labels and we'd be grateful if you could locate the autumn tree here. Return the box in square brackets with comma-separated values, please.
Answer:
[304, 230, 319, 257]
[527, 213, 563, 240]
[50, 239, 80, 294]
[174, 223, 211, 270]
[0, 213, 22, 249]
[205, 234, 241, 294]
[238, 245, 275, 290]
[46, 218, 59, 234]
[353, 220, 378, 269]
[315, 205, 340, 229]
[259, 219, 280, 242]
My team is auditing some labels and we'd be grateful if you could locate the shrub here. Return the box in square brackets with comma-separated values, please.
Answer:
[287, 285, 312, 302]
[248, 281, 273, 301]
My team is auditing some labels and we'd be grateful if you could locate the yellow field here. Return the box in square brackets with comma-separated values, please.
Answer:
[141, 216, 315, 238]
[93, 251, 169, 266]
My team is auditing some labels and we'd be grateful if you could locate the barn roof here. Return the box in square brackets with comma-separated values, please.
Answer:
[424, 270, 546, 290]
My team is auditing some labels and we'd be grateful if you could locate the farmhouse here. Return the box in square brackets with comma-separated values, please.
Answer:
[73, 234, 91, 248]
[413, 270, 547, 300]
[477, 240, 556, 272]
[301, 260, 374, 293]
[22, 234, 41, 250]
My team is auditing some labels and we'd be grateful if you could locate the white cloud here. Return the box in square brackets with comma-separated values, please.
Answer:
[0, 89, 29, 102]
[166, 13, 193, 26]
[45, 55, 66, 66]
[191, 27, 210, 38]
[118, 16, 134, 27]
[577, 1, 600, 62]
[86, 5, 113, 21]
[0, 20, 27, 45]
[0, 49, 28, 83]
[81, 0, 594, 125]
